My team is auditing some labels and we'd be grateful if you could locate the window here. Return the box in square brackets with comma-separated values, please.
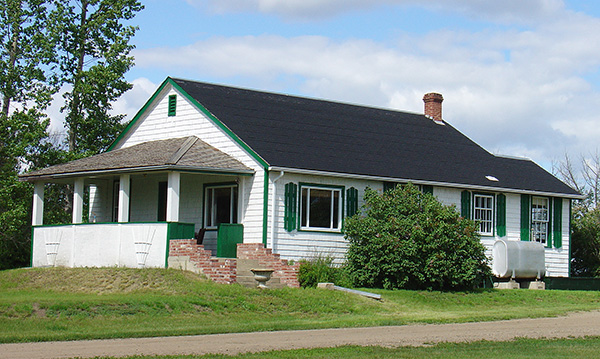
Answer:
[531, 196, 549, 245]
[112, 180, 119, 222]
[473, 194, 494, 235]
[300, 184, 343, 231]
[158, 181, 167, 221]
[168, 95, 177, 116]
[205, 184, 238, 229]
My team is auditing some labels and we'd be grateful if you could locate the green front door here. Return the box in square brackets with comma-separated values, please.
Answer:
[216, 223, 244, 258]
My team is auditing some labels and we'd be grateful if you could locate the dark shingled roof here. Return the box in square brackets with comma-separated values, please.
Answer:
[21, 136, 253, 180]
[172, 78, 579, 197]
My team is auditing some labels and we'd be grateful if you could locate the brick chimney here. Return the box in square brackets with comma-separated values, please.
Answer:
[423, 92, 444, 123]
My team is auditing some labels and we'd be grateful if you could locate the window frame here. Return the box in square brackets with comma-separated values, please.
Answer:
[472, 193, 495, 236]
[530, 196, 550, 246]
[299, 183, 344, 232]
[203, 183, 238, 230]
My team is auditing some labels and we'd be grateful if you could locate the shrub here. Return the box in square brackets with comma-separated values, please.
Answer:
[297, 256, 352, 288]
[344, 183, 490, 291]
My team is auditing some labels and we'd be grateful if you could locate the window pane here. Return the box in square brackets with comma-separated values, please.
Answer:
[206, 188, 213, 227]
[531, 197, 549, 244]
[309, 189, 332, 228]
[215, 187, 232, 225]
[332, 190, 339, 229]
[301, 188, 308, 227]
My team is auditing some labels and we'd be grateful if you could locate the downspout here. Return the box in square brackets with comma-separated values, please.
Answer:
[270, 171, 285, 250]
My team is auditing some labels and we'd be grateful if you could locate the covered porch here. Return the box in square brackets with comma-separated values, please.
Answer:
[21, 137, 255, 268]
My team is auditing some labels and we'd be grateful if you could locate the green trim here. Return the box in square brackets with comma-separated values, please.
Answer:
[108, 78, 172, 151]
[298, 182, 345, 232]
[262, 170, 269, 247]
[284, 182, 298, 232]
[169, 78, 269, 169]
[547, 197, 553, 248]
[168, 94, 177, 116]
[496, 193, 506, 237]
[553, 197, 563, 248]
[568, 199, 572, 276]
[520, 194, 530, 241]
[460, 190, 471, 218]
[346, 187, 359, 217]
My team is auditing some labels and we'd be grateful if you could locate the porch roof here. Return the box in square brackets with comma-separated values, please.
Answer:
[20, 136, 254, 181]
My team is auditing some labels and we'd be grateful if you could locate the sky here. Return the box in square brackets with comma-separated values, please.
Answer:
[54, 0, 600, 171]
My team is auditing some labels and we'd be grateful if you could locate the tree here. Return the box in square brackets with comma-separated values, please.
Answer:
[344, 184, 490, 291]
[553, 151, 600, 277]
[0, 0, 59, 269]
[52, 0, 143, 155]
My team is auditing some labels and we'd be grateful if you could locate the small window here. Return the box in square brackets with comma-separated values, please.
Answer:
[205, 184, 238, 229]
[473, 194, 494, 236]
[168, 95, 177, 116]
[531, 196, 549, 244]
[112, 180, 120, 222]
[300, 184, 343, 231]
[158, 181, 167, 221]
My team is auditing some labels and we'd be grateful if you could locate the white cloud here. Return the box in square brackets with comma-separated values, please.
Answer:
[111, 77, 158, 122]
[193, 0, 565, 23]
[135, 2, 600, 168]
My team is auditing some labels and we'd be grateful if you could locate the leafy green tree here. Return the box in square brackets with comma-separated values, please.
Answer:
[52, 0, 143, 155]
[345, 184, 490, 291]
[571, 208, 600, 277]
[0, 0, 58, 269]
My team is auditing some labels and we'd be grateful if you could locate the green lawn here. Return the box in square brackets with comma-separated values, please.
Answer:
[1, 267, 600, 344]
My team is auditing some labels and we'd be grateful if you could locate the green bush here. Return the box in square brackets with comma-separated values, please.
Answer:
[571, 207, 600, 277]
[297, 256, 352, 288]
[345, 183, 490, 291]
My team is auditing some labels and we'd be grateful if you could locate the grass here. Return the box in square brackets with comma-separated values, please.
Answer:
[78, 338, 600, 358]
[1, 267, 600, 344]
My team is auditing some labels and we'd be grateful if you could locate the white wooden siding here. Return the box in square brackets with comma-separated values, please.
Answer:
[268, 173, 382, 264]
[434, 188, 570, 277]
[114, 84, 266, 244]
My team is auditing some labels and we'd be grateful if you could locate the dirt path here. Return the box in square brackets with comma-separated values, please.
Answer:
[3, 311, 600, 359]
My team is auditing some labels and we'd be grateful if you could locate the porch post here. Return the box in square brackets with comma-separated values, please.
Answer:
[166, 171, 180, 222]
[72, 178, 84, 224]
[118, 174, 130, 222]
[32, 181, 44, 226]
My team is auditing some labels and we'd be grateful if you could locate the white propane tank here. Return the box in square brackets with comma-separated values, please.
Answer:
[492, 239, 546, 279]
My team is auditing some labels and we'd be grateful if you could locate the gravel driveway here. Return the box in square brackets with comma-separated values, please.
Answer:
[2, 311, 600, 359]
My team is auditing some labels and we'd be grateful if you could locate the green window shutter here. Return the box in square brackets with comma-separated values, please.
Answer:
[520, 194, 530, 241]
[496, 193, 506, 237]
[547, 198, 553, 248]
[284, 182, 297, 232]
[553, 197, 563, 248]
[422, 185, 433, 194]
[346, 187, 359, 217]
[168, 95, 177, 116]
[461, 190, 471, 218]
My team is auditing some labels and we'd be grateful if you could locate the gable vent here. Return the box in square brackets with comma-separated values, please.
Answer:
[168, 94, 177, 117]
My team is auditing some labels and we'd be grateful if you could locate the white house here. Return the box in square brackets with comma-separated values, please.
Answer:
[21, 77, 581, 282]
